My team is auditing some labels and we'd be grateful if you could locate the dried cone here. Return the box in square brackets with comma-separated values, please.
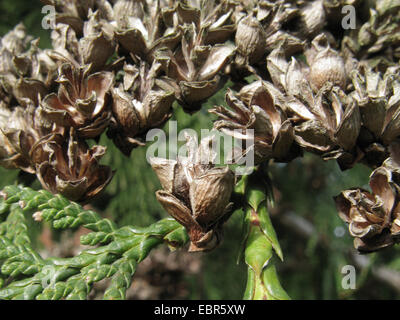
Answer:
[296, 0, 326, 38]
[150, 135, 235, 252]
[267, 34, 349, 97]
[234, 14, 266, 67]
[210, 80, 297, 164]
[0, 24, 57, 108]
[171, 0, 236, 45]
[41, 0, 97, 34]
[156, 23, 235, 112]
[31, 129, 113, 203]
[305, 34, 348, 92]
[113, 0, 182, 62]
[350, 65, 400, 168]
[41, 62, 114, 139]
[0, 103, 55, 174]
[42, 0, 115, 40]
[233, 0, 325, 72]
[0, 107, 23, 169]
[153, 0, 236, 112]
[267, 41, 360, 170]
[335, 165, 400, 253]
[107, 60, 175, 156]
[381, 141, 400, 240]
[50, 10, 116, 73]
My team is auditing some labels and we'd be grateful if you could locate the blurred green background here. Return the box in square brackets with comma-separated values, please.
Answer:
[1, 0, 400, 300]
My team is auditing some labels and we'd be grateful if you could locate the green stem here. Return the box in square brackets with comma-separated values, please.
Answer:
[238, 169, 290, 300]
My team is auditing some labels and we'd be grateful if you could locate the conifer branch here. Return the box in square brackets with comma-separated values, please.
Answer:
[0, 185, 188, 300]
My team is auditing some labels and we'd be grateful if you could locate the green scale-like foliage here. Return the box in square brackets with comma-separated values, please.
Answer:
[0, 186, 188, 300]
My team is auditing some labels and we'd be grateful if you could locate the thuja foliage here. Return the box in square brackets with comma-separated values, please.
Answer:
[1, 0, 400, 300]
[0, 185, 188, 300]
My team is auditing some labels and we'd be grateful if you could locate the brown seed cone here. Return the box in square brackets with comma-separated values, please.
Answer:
[155, 24, 235, 112]
[0, 103, 56, 174]
[107, 60, 175, 156]
[31, 128, 114, 203]
[150, 135, 235, 252]
[267, 41, 361, 170]
[334, 161, 400, 253]
[350, 65, 400, 168]
[50, 11, 116, 73]
[113, 0, 182, 62]
[0, 24, 57, 108]
[41, 62, 114, 139]
[210, 80, 298, 164]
